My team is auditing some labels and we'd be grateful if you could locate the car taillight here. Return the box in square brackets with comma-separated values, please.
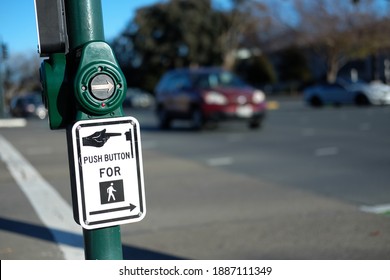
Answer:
[252, 90, 265, 104]
[204, 91, 228, 105]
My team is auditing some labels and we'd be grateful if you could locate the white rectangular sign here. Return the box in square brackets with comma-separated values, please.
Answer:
[70, 116, 146, 229]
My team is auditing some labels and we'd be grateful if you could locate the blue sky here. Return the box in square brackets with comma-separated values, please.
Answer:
[0, 0, 229, 57]
[0, 0, 166, 56]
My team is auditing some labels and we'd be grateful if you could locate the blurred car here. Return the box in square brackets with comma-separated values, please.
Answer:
[123, 88, 155, 108]
[10, 93, 47, 119]
[154, 68, 267, 129]
[303, 79, 390, 107]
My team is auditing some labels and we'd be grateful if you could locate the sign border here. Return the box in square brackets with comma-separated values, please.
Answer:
[71, 116, 146, 229]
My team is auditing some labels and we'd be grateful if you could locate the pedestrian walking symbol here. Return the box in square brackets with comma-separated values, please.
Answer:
[99, 179, 124, 204]
[107, 183, 116, 201]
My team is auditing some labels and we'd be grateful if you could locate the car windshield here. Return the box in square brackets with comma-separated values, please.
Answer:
[337, 78, 368, 87]
[25, 95, 42, 105]
[193, 71, 247, 89]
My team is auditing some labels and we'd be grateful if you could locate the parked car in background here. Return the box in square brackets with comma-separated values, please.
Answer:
[10, 93, 47, 119]
[123, 88, 155, 108]
[154, 68, 267, 130]
[303, 79, 390, 107]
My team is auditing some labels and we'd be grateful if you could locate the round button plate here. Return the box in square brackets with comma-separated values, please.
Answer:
[90, 74, 115, 100]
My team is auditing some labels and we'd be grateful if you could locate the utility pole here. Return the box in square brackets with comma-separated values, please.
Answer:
[0, 42, 7, 118]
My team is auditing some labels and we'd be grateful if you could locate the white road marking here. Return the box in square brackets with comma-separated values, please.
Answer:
[314, 147, 339, 157]
[0, 118, 27, 128]
[360, 204, 390, 215]
[0, 135, 84, 259]
[207, 157, 234, 166]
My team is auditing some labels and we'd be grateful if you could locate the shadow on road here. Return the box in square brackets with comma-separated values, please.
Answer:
[0, 217, 182, 260]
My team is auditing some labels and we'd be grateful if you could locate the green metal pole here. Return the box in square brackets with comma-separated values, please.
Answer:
[64, 0, 105, 49]
[64, 0, 123, 260]
[83, 227, 123, 260]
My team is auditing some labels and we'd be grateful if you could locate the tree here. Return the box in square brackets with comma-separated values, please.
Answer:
[235, 54, 276, 86]
[134, 0, 223, 67]
[292, 0, 390, 82]
[3, 53, 41, 98]
[113, 0, 227, 91]
[278, 46, 311, 83]
[217, 0, 285, 70]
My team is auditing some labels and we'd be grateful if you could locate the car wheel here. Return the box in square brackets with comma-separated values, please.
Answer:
[355, 94, 370, 106]
[157, 107, 171, 129]
[310, 96, 323, 107]
[190, 107, 204, 130]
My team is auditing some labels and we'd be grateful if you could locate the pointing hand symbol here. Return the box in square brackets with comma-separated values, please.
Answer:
[82, 129, 121, 147]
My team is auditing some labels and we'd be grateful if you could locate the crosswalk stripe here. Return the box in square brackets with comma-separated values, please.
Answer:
[0, 135, 84, 259]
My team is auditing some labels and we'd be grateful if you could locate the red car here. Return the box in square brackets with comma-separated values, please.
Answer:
[155, 68, 266, 130]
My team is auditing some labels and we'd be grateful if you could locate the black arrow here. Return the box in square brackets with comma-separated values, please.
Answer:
[128, 203, 136, 212]
[89, 204, 137, 215]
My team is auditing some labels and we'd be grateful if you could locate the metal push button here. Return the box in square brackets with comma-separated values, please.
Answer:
[90, 74, 115, 100]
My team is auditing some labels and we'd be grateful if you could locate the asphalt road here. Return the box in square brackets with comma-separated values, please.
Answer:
[1, 97, 390, 259]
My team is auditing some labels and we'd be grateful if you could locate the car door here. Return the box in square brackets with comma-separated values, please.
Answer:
[156, 74, 176, 112]
[170, 73, 192, 114]
[326, 83, 350, 104]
